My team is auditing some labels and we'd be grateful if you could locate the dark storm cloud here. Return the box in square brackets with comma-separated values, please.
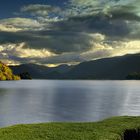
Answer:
[47, 2, 140, 40]
[51, 14, 130, 38]
[0, 30, 94, 54]
[109, 5, 140, 21]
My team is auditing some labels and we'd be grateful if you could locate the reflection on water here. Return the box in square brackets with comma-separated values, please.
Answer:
[0, 80, 140, 127]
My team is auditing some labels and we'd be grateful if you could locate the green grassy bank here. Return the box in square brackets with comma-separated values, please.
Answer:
[0, 116, 140, 140]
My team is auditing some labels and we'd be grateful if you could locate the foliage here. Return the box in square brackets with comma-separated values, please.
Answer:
[0, 61, 20, 80]
[0, 116, 140, 140]
[20, 72, 32, 79]
[126, 72, 140, 80]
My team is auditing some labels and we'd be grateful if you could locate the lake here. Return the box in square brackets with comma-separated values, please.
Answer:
[0, 80, 140, 127]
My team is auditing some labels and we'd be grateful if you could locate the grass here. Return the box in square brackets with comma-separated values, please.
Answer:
[0, 116, 140, 140]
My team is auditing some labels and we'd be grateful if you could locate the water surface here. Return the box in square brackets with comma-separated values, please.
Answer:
[0, 80, 140, 127]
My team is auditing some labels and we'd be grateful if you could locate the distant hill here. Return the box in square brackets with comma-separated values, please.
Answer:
[10, 53, 140, 80]
[0, 62, 20, 80]
[65, 53, 140, 80]
[10, 64, 73, 79]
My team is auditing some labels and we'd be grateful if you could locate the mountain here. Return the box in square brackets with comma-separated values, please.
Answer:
[10, 64, 73, 79]
[0, 62, 20, 80]
[64, 53, 140, 80]
[10, 53, 140, 80]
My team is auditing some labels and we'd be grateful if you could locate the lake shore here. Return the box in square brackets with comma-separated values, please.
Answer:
[0, 116, 140, 140]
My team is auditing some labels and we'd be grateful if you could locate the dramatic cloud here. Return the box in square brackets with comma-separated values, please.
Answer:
[81, 40, 140, 61]
[0, 24, 21, 32]
[0, 0, 140, 65]
[69, 0, 135, 16]
[0, 31, 104, 54]
[0, 18, 42, 31]
[21, 4, 61, 16]
[0, 34, 140, 65]
[21, 4, 63, 22]
[0, 43, 55, 65]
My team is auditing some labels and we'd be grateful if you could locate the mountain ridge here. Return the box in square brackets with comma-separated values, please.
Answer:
[10, 53, 140, 80]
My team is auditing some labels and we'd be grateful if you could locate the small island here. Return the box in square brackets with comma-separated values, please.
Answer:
[126, 72, 140, 80]
[0, 62, 20, 80]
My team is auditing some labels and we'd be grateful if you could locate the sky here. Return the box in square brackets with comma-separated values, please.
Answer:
[0, 0, 140, 66]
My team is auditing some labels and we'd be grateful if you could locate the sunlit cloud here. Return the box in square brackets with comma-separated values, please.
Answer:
[0, 24, 21, 32]
[81, 39, 140, 61]
[0, 18, 42, 31]
[0, 42, 56, 65]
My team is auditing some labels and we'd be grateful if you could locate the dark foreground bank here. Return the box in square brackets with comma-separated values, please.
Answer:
[0, 116, 140, 140]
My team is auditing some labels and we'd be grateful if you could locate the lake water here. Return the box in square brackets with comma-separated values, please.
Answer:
[0, 80, 140, 127]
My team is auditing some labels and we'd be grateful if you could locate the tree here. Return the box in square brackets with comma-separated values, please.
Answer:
[0, 61, 20, 80]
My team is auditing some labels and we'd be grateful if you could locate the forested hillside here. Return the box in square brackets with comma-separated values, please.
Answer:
[0, 62, 20, 80]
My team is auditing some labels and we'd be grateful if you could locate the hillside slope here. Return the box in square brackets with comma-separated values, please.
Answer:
[0, 62, 20, 80]
[65, 53, 140, 79]
[10, 64, 73, 79]
[10, 53, 140, 79]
